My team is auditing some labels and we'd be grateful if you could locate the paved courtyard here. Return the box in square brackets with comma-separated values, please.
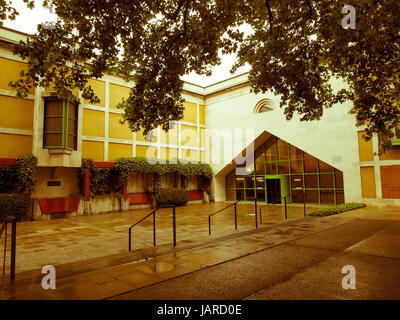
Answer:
[0, 202, 314, 273]
[0, 204, 399, 300]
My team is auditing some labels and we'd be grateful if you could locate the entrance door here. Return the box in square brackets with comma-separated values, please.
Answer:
[266, 179, 281, 203]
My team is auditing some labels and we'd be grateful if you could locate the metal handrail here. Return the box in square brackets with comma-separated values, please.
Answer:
[208, 200, 240, 235]
[259, 195, 288, 224]
[1, 216, 16, 279]
[128, 208, 158, 251]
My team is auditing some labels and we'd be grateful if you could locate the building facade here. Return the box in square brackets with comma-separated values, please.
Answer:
[0, 27, 399, 220]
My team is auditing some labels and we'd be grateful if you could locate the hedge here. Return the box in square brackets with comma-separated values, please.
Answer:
[80, 157, 213, 197]
[0, 194, 31, 221]
[155, 188, 189, 206]
[307, 202, 366, 217]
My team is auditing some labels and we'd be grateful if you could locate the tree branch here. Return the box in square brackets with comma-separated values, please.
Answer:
[265, 0, 273, 32]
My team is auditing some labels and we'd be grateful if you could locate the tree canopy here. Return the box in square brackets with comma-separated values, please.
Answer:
[1, 0, 400, 151]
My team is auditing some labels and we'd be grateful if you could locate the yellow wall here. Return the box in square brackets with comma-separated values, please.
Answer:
[199, 104, 205, 125]
[136, 128, 157, 142]
[0, 95, 34, 130]
[182, 101, 197, 123]
[109, 113, 132, 140]
[357, 131, 374, 162]
[160, 126, 178, 145]
[136, 145, 157, 158]
[82, 140, 104, 160]
[181, 125, 197, 148]
[82, 109, 105, 137]
[181, 149, 198, 162]
[109, 83, 130, 109]
[108, 142, 132, 160]
[0, 58, 35, 95]
[0, 133, 32, 156]
[83, 79, 105, 107]
[360, 166, 376, 198]
[160, 147, 178, 161]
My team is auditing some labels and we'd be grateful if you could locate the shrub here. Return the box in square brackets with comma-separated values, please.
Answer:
[308, 202, 366, 217]
[155, 188, 189, 206]
[0, 194, 31, 221]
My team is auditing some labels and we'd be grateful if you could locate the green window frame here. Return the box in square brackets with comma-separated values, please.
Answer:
[391, 127, 400, 146]
[43, 98, 78, 151]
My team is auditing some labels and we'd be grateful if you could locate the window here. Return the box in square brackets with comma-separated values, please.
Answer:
[253, 99, 275, 114]
[391, 126, 400, 146]
[43, 97, 78, 150]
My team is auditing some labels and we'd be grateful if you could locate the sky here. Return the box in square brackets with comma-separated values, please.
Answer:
[3, 0, 251, 87]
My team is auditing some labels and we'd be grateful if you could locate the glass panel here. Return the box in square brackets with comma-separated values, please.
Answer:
[336, 190, 345, 204]
[255, 177, 265, 189]
[277, 161, 289, 174]
[236, 189, 244, 201]
[291, 190, 304, 203]
[226, 171, 235, 189]
[45, 100, 63, 116]
[226, 188, 235, 201]
[68, 119, 77, 135]
[245, 176, 254, 188]
[44, 117, 63, 132]
[68, 102, 77, 119]
[255, 146, 265, 175]
[68, 134, 77, 149]
[305, 174, 318, 188]
[44, 133, 62, 147]
[265, 139, 277, 162]
[305, 190, 319, 203]
[335, 172, 344, 188]
[289, 144, 303, 159]
[304, 159, 318, 173]
[266, 162, 277, 175]
[290, 159, 303, 173]
[291, 175, 303, 189]
[235, 177, 244, 189]
[277, 140, 289, 160]
[320, 190, 335, 204]
[319, 160, 334, 173]
[256, 189, 265, 201]
[320, 174, 334, 188]
[303, 152, 314, 159]
[246, 189, 255, 200]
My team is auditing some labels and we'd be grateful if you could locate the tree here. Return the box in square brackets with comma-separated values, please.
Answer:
[2, 0, 400, 152]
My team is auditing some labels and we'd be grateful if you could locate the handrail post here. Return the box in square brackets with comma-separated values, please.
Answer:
[234, 202, 237, 230]
[128, 228, 132, 252]
[303, 190, 306, 217]
[2, 220, 7, 276]
[259, 208, 262, 225]
[254, 198, 258, 228]
[284, 197, 287, 220]
[172, 206, 176, 247]
[10, 217, 16, 280]
[153, 211, 156, 246]
[208, 216, 211, 235]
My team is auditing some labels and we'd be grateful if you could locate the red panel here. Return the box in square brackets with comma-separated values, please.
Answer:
[84, 166, 90, 201]
[189, 190, 202, 201]
[380, 165, 400, 199]
[129, 193, 150, 205]
[38, 196, 81, 214]
[123, 185, 128, 200]
[94, 161, 115, 168]
[0, 158, 17, 166]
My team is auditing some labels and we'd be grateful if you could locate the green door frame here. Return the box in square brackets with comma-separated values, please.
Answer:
[265, 175, 290, 204]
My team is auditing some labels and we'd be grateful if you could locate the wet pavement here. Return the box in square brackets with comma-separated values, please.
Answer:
[0, 204, 399, 300]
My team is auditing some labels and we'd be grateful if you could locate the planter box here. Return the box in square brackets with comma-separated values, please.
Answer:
[38, 196, 81, 214]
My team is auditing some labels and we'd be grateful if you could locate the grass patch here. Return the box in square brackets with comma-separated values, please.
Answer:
[307, 202, 366, 217]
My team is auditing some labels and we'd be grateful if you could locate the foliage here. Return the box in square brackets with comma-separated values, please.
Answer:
[307, 202, 366, 217]
[80, 158, 213, 198]
[6, 1, 398, 149]
[155, 188, 189, 206]
[0, 194, 31, 221]
[15, 154, 38, 194]
[0, 154, 37, 194]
